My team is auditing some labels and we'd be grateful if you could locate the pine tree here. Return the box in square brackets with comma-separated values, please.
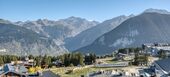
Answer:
[35, 56, 41, 66]
[41, 54, 51, 67]
[77, 52, 84, 65]
[28, 55, 34, 59]
[0, 56, 4, 65]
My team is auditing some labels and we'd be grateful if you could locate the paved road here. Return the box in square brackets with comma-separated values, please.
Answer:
[42, 70, 60, 77]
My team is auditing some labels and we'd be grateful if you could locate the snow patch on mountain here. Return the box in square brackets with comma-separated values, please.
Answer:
[99, 36, 105, 45]
[109, 37, 134, 47]
[129, 30, 139, 37]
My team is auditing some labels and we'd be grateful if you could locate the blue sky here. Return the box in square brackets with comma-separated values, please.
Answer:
[0, 0, 170, 22]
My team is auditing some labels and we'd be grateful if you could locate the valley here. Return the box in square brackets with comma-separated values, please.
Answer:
[1, 0, 170, 76]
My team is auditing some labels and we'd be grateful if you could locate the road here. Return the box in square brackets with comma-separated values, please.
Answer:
[42, 70, 60, 77]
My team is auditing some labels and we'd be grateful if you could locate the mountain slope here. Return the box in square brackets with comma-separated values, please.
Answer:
[77, 13, 170, 55]
[144, 8, 170, 14]
[0, 23, 67, 56]
[65, 15, 133, 51]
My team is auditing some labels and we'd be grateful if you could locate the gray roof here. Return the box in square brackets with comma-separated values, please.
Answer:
[3, 64, 27, 73]
[4, 64, 11, 72]
[0, 71, 4, 75]
[0, 70, 26, 76]
[0, 64, 28, 76]
[18, 65, 27, 73]
[155, 58, 170, 72]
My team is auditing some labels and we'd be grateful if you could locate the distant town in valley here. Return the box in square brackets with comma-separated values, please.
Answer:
[1, 0, 170, 77]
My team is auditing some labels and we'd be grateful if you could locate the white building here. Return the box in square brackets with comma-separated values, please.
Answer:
[144, 43, 170, 56]
[0, 49, 6, 52]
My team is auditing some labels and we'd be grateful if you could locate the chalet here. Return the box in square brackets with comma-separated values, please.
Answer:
[10, 58, 34, 68]
[115, 52, 135, 61]
[0, 64, 27, 77]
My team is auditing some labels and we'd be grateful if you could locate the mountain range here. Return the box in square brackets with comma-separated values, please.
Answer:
[15, 17, 99, 45]
[0, 8, 170, 55]
[0, 16, 99, 56]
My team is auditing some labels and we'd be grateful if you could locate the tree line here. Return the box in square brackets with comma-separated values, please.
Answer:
[0, 52, 96, 67]
[0, 55, 19, 65]
[57, 52, 96, 66]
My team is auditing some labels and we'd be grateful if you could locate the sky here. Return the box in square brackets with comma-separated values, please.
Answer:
[0, 0, 170, 22]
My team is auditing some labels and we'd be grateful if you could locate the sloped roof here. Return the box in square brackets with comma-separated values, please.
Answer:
[18, 65, 27, 73]
[3, 64, 27, 73]
[0, 70, 26, 76]
[155, 58, 170, 72]
[4, 64, 12, 72]
[0, 71, 4, 75]
[0, 64, 28, 76]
